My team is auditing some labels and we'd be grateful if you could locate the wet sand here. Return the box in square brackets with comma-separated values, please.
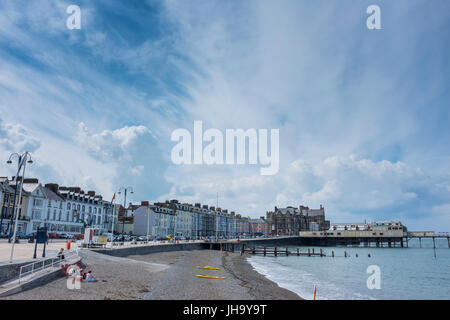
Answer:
[1, 249, 302, 300]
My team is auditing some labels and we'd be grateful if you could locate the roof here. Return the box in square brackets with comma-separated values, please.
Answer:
[21, 182, 40, 193]
[0, 181, 15, 193]
[41, 187, 65, 202]
[6, 182, 31, 196]
[308, 209, 325, 216]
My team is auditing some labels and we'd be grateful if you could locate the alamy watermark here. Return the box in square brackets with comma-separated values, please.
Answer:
[366, 265, 381, 290]
[171, 121, 279, 175]
[66, 5, 81, 30]
[66, 265, 82, 290]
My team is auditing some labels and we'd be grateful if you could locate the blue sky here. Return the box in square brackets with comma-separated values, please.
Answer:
[0, 0, 449, 231]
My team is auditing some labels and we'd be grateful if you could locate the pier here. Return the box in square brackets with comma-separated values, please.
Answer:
[241, 245, 326, 257]
[206, 230, 450, 250]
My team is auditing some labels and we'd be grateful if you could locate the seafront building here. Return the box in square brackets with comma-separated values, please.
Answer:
[2, 175, 335, 240]
[0, 177, 29, 235]
[266, 205, 330, 236]
[132, 200, 261, 239]
[0, 176, 115, 237]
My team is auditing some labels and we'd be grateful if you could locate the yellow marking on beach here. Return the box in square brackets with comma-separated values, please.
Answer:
[196, 275, 226, 279]
[196, 266, 220, 270]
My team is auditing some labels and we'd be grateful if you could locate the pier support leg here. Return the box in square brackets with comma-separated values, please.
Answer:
[448, 237, 449, 249]
[264, 246, 266, 256]
[274, 247, 277, 257]
[332, 250, 334, 258]
[401, 239, 404, 248]
[433, 237, 436, 259]
[308, 248, 310, 257]
[419, 238, 421, 248]
[297, 248, 299, 256]
[286, 247, 289, 256]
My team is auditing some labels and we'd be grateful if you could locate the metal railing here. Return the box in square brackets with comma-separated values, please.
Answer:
[18, 250, 79, 283]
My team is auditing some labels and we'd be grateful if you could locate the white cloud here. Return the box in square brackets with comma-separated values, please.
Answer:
[130, 165, 144, 176]
[74, 122, 154, 162]
[160, 155, 446, 230]
[0, 119, 41, 153]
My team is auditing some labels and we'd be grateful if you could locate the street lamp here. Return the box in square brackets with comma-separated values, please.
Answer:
[118, 186, 133, 241]
[6, 152, 33, 263]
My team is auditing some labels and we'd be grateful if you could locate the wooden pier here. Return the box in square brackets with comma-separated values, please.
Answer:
[241, 245, 326, 257]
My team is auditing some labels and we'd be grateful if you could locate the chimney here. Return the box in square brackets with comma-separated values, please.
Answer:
[23, 178, 39, 184]
[230, 211, 235, 216]
[195, 203, 201, 208]
[210, 206, 215, 211]
[45, 183, 59, 193]
[223, 209, 228, 214]
[87, 190, 95, 197]
[141, 201, 149, 207]
[202, 205, 208, 209]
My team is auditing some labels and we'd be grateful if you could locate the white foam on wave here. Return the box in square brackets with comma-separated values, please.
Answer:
[248, 256, 375, 300]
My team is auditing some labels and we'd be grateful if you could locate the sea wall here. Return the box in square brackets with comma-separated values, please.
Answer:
[94, 242, 207, 257]
[0, 261, 33, 285]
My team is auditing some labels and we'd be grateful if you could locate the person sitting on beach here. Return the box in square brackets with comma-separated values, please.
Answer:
[86, 271, 97, 282]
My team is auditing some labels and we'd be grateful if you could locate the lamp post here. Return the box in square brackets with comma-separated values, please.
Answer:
[6, 152, 33, 263]
[0, 189, 8, 236]
[118, 186, 133, 241]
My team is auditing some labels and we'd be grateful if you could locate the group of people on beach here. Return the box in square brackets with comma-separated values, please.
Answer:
[58, 248, 98, 283]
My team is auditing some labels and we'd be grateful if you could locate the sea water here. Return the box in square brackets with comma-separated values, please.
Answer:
[248, 238, 450, 300]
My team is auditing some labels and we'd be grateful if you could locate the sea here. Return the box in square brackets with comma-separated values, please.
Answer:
[247, 238, 450, 300]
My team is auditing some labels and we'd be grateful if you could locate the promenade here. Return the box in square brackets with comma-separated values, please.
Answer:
[0, 239, 67, 263]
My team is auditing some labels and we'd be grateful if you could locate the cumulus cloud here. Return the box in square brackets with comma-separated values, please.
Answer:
[0, 118, 40, 152]
[160, 155, 449, 230]
[74, 122, 155, 162]
[74, 122, 170, 199]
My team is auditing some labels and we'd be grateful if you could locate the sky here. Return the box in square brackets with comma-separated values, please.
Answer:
[0, 0, 449, 231]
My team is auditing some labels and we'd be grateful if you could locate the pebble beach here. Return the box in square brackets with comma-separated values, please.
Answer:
[1, 249, 302, 300]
